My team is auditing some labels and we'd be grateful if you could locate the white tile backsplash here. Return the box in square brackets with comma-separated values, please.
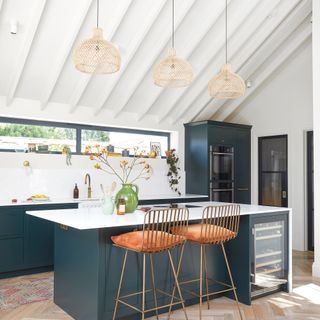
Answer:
[0, 152, 185, 201]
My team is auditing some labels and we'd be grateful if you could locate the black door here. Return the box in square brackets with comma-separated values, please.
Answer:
[259, 135, 288, 207]
[307, 131, 314, 251]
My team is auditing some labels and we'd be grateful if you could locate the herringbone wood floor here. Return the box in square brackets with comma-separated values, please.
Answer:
[0, 251, 319, 319]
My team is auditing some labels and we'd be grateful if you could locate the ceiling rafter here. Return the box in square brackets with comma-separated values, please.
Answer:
[191, 0, 312, 123]
[157, 0, 269, 124]
[172, 0, 307, 124]
[40, 0, 94, 111]
[136, 0, 232, 122]
[110, 0, 197, 119]
[6, 0, 47, 106]
[92, 0, 167, 116]
[220, 20, 311, 122]
[69, 0, 135, 114]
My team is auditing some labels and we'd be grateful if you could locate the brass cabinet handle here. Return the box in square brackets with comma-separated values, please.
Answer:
[237, 188, 249, 191]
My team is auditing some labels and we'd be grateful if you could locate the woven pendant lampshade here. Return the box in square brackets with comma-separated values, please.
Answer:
[208, 63, 245, 99]
[208, 0, 245, 99]
[153, 0, 193, 88]
[73, 0, 121, 74]
[154, 48, 193, 88]
[73, 28, 120, 74]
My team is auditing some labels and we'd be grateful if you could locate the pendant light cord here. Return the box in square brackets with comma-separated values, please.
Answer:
[96, 0, 100, 28]
[172, 0, 175, 48]
[225, 0, 228, 64]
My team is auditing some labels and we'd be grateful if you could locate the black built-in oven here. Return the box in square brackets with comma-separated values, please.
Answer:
[210, 145, 234, 203]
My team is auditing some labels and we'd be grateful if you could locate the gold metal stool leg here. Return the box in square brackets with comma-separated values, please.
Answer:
[149, 254, 159, 320]
[221, 243, 243, 320]
[203, 245, 210, 309]
[142, 253, 146, 320]
[113, 249, 128, 320]
[168, 243, 186, 319]
[168, 250, 189, 320]
[199, 244, 203, 320]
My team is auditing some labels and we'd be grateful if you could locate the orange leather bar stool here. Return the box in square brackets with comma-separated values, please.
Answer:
[111, 207, 189, 320]
[170, 204, 243, 320]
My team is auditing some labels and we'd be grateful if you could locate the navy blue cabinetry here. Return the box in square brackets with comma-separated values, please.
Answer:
[185, 120, 252, 204]
[0, 203, 78, 278]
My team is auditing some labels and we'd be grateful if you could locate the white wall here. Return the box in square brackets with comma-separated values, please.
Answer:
[312, 0, 320, 278]
[0, 99, 186, 201]
[228, 39, 313, 251]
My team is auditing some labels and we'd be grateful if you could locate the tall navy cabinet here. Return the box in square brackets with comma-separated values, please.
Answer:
[185, 120, 252, 204]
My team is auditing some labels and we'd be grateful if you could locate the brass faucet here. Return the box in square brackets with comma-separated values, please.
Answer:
[84, 173, 92, 199]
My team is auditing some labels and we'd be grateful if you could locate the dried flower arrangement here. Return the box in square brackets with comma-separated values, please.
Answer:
[84, 145, 152, 184]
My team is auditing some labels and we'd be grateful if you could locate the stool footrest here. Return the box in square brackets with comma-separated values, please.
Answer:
[178, 277, 236, 299]
[117, 287, 184, 315]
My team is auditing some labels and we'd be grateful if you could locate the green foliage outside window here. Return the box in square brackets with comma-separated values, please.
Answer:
[0, 124, 76, 140]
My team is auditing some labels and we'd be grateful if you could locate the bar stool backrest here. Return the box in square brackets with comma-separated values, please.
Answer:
[200, 204, 241, 244]
[142, 207, 189, 252]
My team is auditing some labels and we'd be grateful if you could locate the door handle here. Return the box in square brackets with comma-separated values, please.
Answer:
[282, 191, 287, 199]
[237, 187, 249, 191]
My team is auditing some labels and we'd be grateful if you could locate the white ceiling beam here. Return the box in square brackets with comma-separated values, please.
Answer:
[136, 0, 232, 122]
[194, 0, 312, 122]
[158, 0, 271, 124]
[183, 0, 311, 123]
[69, 1, 134, 114]
[222, 22, 311, 122]
[6, 0, 47, 106]
[40, 0, 94, 111]
[111, 0, 197, 119]
[93, 0, 167, 116]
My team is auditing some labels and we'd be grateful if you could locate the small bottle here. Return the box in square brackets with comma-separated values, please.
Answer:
[117, 198, 126, 215]
[73, 184, 79, 199]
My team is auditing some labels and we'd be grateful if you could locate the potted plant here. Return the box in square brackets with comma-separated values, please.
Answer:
[85, 146, 152, 213]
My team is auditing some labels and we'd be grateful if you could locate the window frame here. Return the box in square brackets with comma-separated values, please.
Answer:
[0, 117, 171, 157]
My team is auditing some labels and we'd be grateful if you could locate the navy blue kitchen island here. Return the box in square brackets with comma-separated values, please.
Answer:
[27, 202, 292, 320]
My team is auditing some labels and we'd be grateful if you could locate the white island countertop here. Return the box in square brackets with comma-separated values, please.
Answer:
[0, 194, 208, 207]
[26, 201, 291, 230]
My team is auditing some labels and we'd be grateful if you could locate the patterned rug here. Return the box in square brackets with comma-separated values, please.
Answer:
[0, 273, 53, 310]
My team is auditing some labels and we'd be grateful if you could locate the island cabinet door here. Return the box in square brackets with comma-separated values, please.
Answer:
[24, 214, 54, 268]
[24, 204, 78, 269]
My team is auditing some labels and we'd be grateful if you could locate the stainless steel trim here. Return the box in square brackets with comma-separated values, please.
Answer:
[211, 189, 233, 192]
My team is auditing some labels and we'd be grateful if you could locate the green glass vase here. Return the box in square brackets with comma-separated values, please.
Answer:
[115, 183, 139, 213]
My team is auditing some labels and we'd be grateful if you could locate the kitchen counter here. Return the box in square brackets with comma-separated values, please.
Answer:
[26, 201, 290, 230]
[26, 202, 292, 320]
[0, 193, 207, 207]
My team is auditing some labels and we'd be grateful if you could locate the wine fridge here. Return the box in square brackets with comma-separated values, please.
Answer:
[250, 214, 288, 298]
[209, 145, 234, 203]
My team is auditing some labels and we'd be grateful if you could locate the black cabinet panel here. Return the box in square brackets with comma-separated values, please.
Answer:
[0, 208, 24, 238]
[185, 120, 251, 204]
[0, 238, 24, 272]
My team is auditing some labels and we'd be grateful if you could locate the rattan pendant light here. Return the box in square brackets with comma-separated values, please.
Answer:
[208, 0, 245, 99]
[73, 0, 121, 74]
[153, 0, 193, 88]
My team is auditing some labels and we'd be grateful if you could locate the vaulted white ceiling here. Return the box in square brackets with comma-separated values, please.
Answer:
[0, 0, 312, 125]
